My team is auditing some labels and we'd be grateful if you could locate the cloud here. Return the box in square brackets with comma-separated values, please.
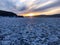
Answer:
[0, 0, 60, 15]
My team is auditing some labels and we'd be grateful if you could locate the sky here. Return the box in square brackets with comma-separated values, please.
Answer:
[0, 0, 60, 16]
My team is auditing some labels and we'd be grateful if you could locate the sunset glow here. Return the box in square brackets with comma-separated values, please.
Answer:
[22, 13, 36, 17]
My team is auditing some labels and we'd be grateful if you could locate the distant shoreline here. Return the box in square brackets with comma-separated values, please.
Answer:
[0, 10, 60, 18]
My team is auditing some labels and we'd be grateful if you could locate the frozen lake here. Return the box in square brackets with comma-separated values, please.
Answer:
[0, 17, 60, 45]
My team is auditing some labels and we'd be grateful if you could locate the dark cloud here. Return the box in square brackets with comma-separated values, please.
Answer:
[0, 0, 60, 15]
[33, 1, 60, 12]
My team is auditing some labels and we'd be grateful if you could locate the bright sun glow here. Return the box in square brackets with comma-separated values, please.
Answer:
[23, 13, 35, 17]
[27, 13, 35, 16]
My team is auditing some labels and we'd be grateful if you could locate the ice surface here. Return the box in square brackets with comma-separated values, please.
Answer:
[0, 17, 60, 45]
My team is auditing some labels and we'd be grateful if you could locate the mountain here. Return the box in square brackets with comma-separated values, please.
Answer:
[0, 10, 17, 17]
[0, 10, 23, 17]
[34, 14, 60, 17]
[49, 14, 60, 17]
